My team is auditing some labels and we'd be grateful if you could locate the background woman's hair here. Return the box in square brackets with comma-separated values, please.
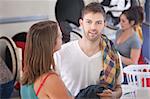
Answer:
[22, 20, 58, 85]
[121, 6, 144, 26]
[130, 6, 144, 24]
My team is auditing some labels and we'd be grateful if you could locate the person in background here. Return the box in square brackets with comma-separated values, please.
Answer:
[114, 6, 142, 83]
[55, 2, 122, 99]
[21, 20, 72, 99]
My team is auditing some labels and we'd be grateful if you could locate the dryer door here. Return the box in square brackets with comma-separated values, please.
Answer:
[0, 36, 21, 82]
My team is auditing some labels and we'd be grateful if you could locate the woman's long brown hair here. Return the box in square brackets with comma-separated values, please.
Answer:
[22, 21, 58, 85]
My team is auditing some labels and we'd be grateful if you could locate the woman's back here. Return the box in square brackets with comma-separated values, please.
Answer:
[21, 72, 72, 99]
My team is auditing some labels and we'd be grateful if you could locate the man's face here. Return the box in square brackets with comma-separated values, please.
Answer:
[80, 12, 105, 42]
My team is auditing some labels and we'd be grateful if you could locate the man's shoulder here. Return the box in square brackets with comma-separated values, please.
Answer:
[56, 40, 78, 55]
[61, 40, 78, 49]
[101, 34, 116, 51]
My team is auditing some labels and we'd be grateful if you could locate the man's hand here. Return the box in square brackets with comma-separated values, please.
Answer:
[97, 89, 116, 99]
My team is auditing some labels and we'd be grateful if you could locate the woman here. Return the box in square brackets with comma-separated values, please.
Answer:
[115, 7, 142, 83]
[21, 20, 72, 99]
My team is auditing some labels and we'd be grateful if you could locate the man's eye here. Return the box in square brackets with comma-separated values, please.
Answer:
[86, 21, 92, 24]
[96, 21, 102, 24]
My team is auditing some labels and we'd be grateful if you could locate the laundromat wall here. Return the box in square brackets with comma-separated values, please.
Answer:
[0, 0, 56, 37]
[0, 0, 56, 58]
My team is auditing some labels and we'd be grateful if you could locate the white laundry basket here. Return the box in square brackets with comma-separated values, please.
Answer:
[122, 65, 150, 99]
[123, 65, 150, 89]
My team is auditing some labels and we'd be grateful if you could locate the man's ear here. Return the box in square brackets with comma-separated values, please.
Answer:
[79, 19, 83, 26]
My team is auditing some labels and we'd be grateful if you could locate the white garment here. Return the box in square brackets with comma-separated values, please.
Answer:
[103, 0, 131, 17]
[54, 40, 122, 96]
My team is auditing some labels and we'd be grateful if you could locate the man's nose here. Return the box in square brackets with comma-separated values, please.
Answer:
[90, 23, 96, 30]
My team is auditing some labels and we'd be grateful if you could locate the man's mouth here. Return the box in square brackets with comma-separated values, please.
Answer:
[88, 32, 97, 36]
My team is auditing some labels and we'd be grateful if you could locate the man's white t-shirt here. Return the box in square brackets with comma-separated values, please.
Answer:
[54, 40, 122, 96]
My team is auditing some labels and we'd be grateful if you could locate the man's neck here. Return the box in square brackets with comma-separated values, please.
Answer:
[78, 37, 101, 57]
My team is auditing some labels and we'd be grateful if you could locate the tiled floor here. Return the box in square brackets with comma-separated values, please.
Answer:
[121, 84, 150, 99]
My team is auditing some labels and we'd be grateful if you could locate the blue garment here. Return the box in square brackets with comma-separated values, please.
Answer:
[21, 84, 38, 99]
[145, 0, 150, 23]
[142, 23, 150, 60]
[0, 80, 14, 99]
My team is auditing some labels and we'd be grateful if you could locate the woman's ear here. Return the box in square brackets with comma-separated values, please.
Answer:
[130, 20, 135, 26]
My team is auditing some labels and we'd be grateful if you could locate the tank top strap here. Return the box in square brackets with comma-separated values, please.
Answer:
[36, 72, 57, 96]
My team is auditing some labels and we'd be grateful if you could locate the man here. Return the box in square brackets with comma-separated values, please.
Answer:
[55, 2, 122, 98]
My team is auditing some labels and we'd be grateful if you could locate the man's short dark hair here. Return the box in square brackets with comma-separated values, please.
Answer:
[81, 2, 106, 20]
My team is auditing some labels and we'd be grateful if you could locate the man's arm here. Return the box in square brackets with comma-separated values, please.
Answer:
[97, 84, 122, 99]
[112, 84, 122, 98]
